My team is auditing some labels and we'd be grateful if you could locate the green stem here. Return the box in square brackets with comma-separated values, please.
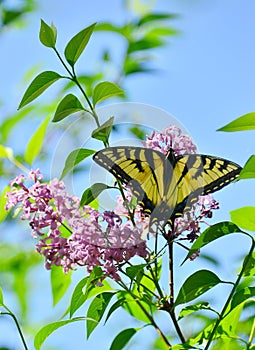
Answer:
[2, 307, 28, 350]
[167, 240, 186, 344]
[117, 280, 171, 348]
[248, 316, 255, 348]
[204, 237, 255, 350]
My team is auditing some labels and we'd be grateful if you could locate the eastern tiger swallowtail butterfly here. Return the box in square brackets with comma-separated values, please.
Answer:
[93, 147, 242, 227]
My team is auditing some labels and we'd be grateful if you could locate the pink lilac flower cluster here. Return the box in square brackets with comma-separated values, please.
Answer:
[143, 125, 219, 241]
[5, 170, 148, 280]
[143, 125, 197, 156]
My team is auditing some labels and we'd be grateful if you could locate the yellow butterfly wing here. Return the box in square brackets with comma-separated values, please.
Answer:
[167, 153, 242, 223]
[93, 147, 242, 228]
[93, 147, 170, 216]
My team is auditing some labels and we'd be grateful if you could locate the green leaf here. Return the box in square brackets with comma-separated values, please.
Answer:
[238, 155, 255, 179]
[215, 302, 244, 347]
[0, 186, 10, 223]
[60, 148, 95, 179]
[104, 298, 126, 324]
[25, 115, 50, 165]
[70, 269, 112, 317]
[64, 23, 96, 66]
[230, 206, 255, 231]
[183, 221, 242, 264]
[127, 37, 164, 54]
[217, 112, 255, 132]
[91, 116, 114, 143]
[80, 183, 111, 206]
[178, 302, 211, 320]
[39, 19, 57, 48]
[118, 291, 154, 323]
[126, 264, 146, 281]
[129, 126, 146, 140]
[0, 145, 13, 159]
[18, 71, 62, 109]
[52, 94, 84, 122]
[110, 328, 137, 350]
[34, 318, 87, 350]
[175, 270, 222, 307]
[92, 81, 124, 106]
[51, 265, 72, 306]
[0, 286, 3, 305]
[137, 13, 177, 26]
[242, 252, 255, 277]
[86, 292, 115, 338]
[231, 287, 255, 310]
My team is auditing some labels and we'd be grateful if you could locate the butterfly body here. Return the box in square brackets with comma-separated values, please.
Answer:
[93, 146, 242, 227]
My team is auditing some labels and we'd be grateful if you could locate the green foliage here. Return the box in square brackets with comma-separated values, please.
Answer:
[25, 115, 50, 165]
[80, 183, 112, 206]
[50, 265, 72, 306]
[60, 148, 95, 179]
[18, 71, 62, 109]
[230, 206, 255, 231]
[64, 23, 96, 67]
[239, 155, 255, 179]
[39, 19, 57, 48]
[175, 270, 223, 307]
[86, 292, 115, 338]
[52, 94, 84, 122]
[218, 112, 255, 132]
[92, 81, 124, 106]
[109, 328, 138, 350]
[34, 317, 87, 350]
[183, 221, 242, 263]
[69, 268, 112, 318]
[91, 116, 114, 143]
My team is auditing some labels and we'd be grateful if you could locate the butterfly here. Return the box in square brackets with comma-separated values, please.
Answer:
[93, 147, 242, 228]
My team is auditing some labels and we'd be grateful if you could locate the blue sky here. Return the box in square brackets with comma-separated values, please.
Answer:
[1, 0, 255, 349]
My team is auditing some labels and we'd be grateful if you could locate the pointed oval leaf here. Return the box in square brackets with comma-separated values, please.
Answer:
[183, 221, 241, 264]
[110, 328, 137, 350]
[70, 272, 112, 318]
[86, 292, 115, 339]
[118, 292, 154, 323]
[230, 206, 255, 231]
[242, 252, 255, 277]
[92, 116, 114, 143]
[34, 318, 87, 350]
[25, 115, 50, 165]
[64, 23, 96, 66]
[178, 302, 211, 320]
[52, 94, 84, 122]
[18, 71, 62, 109]
[104, 298, 126, 324]
[51, 265, 72, 306]
[238, 155, 255, 179]
[231, 287, 255, 310]
[217, 112, 255, 132]
[80, 183, 111, 206]
[92, 81, 124, 106]
[174, 270, 222, 307]
[39, 19, 57, 48]
[60, 148, 95, 179]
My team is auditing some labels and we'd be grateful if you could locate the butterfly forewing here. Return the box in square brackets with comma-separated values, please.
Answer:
[167, 154, 242, 221]
[93, 147, 169, 215]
